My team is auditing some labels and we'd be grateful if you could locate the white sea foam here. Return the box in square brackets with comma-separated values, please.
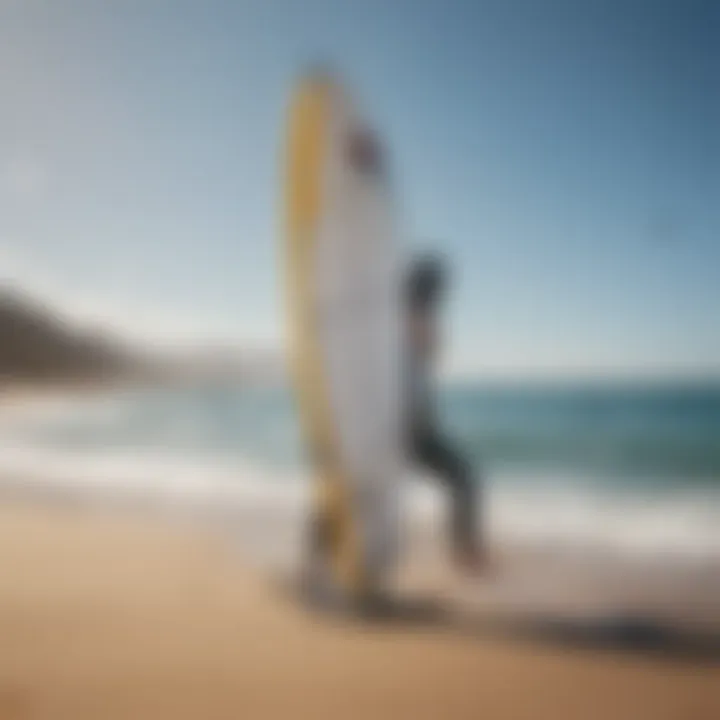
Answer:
[1, 438, 719, 561]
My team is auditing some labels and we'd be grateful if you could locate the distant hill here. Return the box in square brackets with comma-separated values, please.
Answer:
[0, 288, 130, 384]
[0, 286, 287, 388]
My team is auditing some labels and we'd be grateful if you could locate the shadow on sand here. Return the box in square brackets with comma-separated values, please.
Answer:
[276, 578, 720, 665]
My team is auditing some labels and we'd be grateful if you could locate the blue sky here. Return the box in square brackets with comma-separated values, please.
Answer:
[0, 0, 717, 377]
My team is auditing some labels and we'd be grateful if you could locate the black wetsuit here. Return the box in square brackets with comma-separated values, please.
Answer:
[406, 352, 480, 558]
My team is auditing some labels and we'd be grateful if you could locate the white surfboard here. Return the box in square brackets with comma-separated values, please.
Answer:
[283, 72, 403, 597]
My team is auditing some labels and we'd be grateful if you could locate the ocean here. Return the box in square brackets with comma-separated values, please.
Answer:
[1, 380, 719, 563]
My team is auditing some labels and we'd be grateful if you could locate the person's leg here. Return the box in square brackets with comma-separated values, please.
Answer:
[411, 429, 483, 567]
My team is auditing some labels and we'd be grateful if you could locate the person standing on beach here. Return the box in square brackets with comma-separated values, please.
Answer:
[405, 254, 487, 575]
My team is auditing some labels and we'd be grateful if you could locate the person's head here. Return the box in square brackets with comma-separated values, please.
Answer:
[405, 254, 447, 358]
[405, 253, 446, 315]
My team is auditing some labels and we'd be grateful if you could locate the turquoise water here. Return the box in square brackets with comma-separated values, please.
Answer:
[2, 381, 719, 556]
[443, 382, 720, 482]
[17, 382, 720, 481]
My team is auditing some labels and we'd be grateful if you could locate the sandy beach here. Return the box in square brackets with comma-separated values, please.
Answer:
[0, 500, 718, 720]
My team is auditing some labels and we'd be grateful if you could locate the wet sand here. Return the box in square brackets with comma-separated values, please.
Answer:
[0, 500, 718, 720]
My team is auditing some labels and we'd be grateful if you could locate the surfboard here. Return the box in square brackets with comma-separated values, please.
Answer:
[283, 71, 403, 601]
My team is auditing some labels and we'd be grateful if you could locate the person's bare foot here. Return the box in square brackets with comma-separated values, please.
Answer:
[455, 546, 496, 578]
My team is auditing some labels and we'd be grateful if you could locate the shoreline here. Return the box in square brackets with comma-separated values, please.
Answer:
[1, 383, 719, 654]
